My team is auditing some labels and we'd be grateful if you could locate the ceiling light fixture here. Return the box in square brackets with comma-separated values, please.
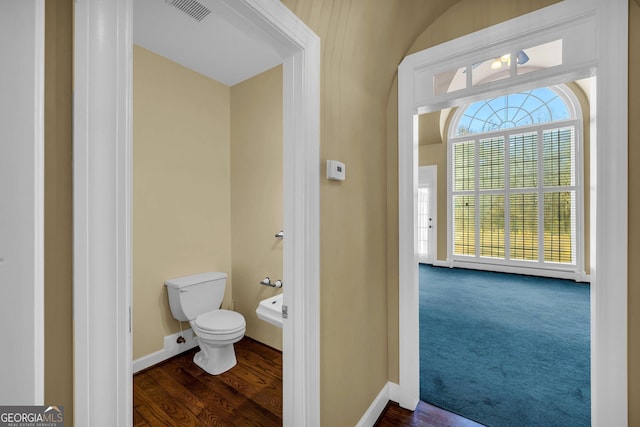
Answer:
[491, 54, 509, 70]
[490, 50, 529, 70]
[465, 49, 529, 73]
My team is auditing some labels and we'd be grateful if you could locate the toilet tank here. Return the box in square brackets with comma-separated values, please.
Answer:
[165, 272, 227, 321]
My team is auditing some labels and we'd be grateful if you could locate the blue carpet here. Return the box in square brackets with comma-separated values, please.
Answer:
[419, 264, 590, 427]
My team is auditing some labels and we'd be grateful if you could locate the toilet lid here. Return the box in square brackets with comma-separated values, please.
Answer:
[195, 310, 245, 334]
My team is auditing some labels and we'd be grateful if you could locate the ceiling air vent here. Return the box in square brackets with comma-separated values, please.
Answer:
[166, 0, 212, 22]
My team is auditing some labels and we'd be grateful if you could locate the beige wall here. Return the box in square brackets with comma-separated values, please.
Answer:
[132, 46, 233, 359]
[44, 0, 73, 424]
[417, 81, 591, 273]
[280, 1, 456, 425]
[230, 65, 284, 351]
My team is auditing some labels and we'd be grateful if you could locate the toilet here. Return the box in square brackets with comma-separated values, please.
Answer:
[165, 272, 246, 375]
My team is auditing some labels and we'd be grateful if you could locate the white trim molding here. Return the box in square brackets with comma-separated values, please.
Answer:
[398, 1, 627, 425]
[74, 1, 320, 426]
[33, 0, 46, 404]
[74, 0, 133, 425]
[132, 329, 199, 374]
[432, 260, 591, 283]
[355, 382, 401, 427]
[0, 0, 45, 405]
[282, 46, 322, 427]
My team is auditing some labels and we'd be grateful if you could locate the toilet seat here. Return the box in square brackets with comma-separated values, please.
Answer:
[194, 309, 245, 335]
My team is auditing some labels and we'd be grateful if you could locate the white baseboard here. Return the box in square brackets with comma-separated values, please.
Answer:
[432, 259, 452, 268]
[388, 382, 401, 403]
[132, 328, 199, 373]
[431, 259, 591, 283]
[355, 382, 401, 427]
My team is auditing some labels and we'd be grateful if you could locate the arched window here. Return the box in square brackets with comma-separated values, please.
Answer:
[448, 85, 582, 273]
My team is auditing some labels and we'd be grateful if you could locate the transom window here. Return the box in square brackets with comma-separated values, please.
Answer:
[448, 85, 582, 272]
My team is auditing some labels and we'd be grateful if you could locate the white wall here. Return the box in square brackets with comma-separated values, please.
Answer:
[0, 0, 44, 404]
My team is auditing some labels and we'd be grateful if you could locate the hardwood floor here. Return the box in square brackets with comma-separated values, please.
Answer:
[133, 337, 282, 426]
[134, 337, 483, 426]
[376, 401, 486, 427]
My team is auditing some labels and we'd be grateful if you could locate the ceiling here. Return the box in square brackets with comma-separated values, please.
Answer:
[133, 0, 283, 86]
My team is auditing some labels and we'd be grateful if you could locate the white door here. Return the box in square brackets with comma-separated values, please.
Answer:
[0, 0, 45, 404]
[418, 166, 437, 264]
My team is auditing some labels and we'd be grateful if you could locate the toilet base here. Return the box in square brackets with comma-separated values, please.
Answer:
[193, 339, 238, 375]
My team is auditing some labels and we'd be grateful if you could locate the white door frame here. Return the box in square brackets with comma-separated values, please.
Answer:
[0, 0, 45, 405]
[398, 1, 628, 425]
[73, 1, 320, 426]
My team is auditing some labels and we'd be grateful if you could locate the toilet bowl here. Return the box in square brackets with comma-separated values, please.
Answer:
[165, 272, 246, 375]
[190, 309, 245, 374]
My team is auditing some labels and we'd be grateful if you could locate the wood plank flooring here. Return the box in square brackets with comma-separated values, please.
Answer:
[134, 336, 483, 427]
[133, 338, 282, 427]
[376, 401, 486, 427]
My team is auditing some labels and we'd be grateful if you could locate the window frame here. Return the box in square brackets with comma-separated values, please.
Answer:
[446, 84, 585, 277]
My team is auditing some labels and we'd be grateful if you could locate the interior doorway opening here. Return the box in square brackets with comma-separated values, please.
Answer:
[398, 3, 628, 426]
[73, 1, 320, 426]
[416, 78, 592, 425]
